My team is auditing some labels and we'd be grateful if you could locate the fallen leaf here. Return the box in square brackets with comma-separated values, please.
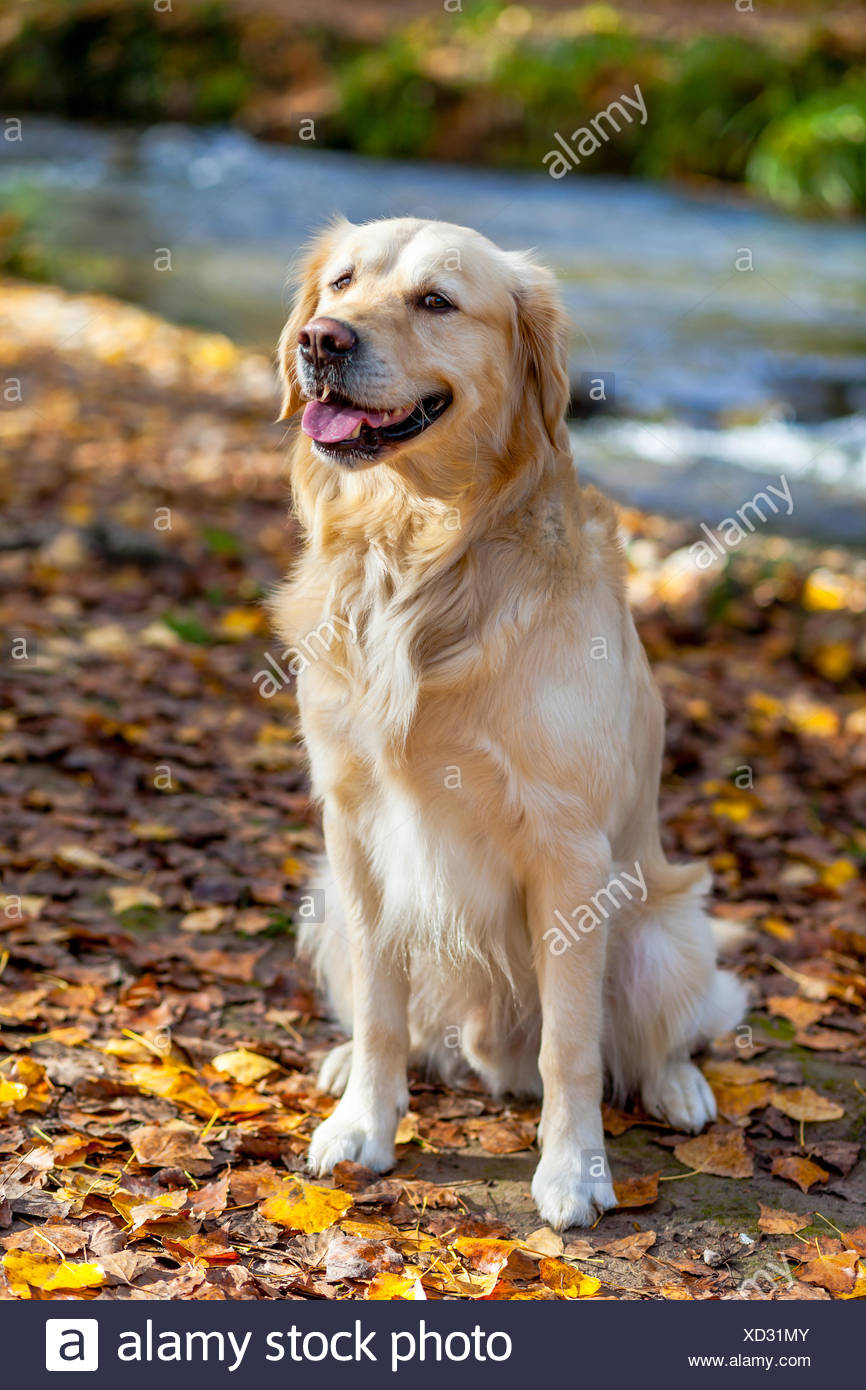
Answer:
[524, 1226, 563, 1257]
[3, 1249, 104, 1294]
[614, 1173, 659, 1208]
[538, 1258, 601, 1298]
[674, 1128, 754, 1179]
[758, 1204, 811, 1235]
[766, 996, 832, 1030]
[129, 1120, 212, 1168]
[211, 1049, 280, 1085]
[324, 1232, 404, 1282]
[771, 1155, 829, 1192]
[798, 1249, 858, 1295]
[598, 1230, 656, 1261]
[108, 884, 162, 913]
[366, 1271, 426, 1300]
[769, 1088, 845, 1122]
[260, 1180, 353, 1234]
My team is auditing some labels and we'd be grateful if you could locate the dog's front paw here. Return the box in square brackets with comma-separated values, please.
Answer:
[642, 1060, 716, 1133]
[531, 1154, 617, 1231]
[317, 1040, 353, 1097]
[307, 1103, 396, 1177]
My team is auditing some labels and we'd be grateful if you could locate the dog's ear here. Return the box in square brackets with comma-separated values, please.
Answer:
[511, 257, 571, 452]
[277, 219, 350, 421]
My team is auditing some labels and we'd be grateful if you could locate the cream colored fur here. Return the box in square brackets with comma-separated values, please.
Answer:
[272, 217, 746, 1229]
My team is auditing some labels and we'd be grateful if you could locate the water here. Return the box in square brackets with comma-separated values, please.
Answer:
[3, 118, 865, 542]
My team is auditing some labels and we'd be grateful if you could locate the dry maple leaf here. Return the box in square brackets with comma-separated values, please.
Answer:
[524, 1226, 564, 1257]
[614, 1172, 660, 1208]
[259, 1179, 352, 1234]
[3, 1249, 104, 1294]
[366, 1271, 426, 1300]
[538, 1257, 601, 1298]
[598, 1230, 656, 1261]
[765, 995, 831, 1030]
[798, 1249, 859, 1295]
[211, 1049, 280, 1086]
[129, 1120, 212, 1168]
[770, 1155, 829, 1192]
[324, 1232, 404, 1282]
[769, 1088, 845, 1122]
[453, 1237, 517, 1277]
[757, 1204, 811, 1235]
[674, 1127, 754, 1179]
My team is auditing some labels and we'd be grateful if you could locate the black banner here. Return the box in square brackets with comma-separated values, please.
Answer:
[2, 1299, 853, 1388]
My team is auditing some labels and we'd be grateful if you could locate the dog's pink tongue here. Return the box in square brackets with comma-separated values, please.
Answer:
[302, 400, 368, 443]
[301, 400, 413, 444]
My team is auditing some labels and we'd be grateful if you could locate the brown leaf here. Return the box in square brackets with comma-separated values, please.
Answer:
[129, 1120, 212, 1168]
[771, 1155, 829, 1192]
[598, 1230, 656, 1261]
[471, 1118, 536, 1155]
[324, 1232, 404, 1282]
[765, 996, 831, 1030]
[769, 1088, 845, 1122]
[757, 1204, 811, 1235]
[674, 1127, 754, 1179]
[798, 1249, 859, 1295]
[614, 1172, 659, 1208]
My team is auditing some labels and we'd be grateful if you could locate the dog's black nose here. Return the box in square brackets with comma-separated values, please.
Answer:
[298, 316, 358, 366]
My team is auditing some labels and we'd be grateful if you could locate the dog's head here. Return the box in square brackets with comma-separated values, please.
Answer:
[278, 217, 570, 474]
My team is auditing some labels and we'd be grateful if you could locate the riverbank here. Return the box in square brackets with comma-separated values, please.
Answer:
[1, 1, 865, 216]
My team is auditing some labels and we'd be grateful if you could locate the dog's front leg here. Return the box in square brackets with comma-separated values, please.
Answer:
[526, 834, 617, 1229]
[307, 807, 409, 1176]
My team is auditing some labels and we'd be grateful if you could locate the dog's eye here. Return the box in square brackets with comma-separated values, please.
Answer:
[331, 272, 352, 291]
[420, 291, 454, 313]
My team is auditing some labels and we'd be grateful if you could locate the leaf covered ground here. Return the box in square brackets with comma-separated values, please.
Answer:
[1, 280, 865, 1302]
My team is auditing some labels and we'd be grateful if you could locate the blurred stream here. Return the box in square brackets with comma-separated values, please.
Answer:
[3, 119, 865, 542]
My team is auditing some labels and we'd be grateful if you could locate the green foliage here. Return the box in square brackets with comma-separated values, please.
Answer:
[332, 43, 438, 158]
[0, 0, 247, 122]
[638, 36, 794, 181]
[0, 2, 864, 215]
[747, 79, 866, 216]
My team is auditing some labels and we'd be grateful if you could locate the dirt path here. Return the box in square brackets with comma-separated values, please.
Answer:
[1, 280, 864, 1301]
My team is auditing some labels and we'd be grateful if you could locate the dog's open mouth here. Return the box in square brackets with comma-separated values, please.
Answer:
[301, 391, 451, 459]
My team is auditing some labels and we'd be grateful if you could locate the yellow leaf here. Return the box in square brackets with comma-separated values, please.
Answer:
[56, 844, 137, 880]
[218, 607, 266, 638]
[129, 821, 177, 841]
[813, 642, 853, 682]
[0, 1079, 28, 1107]
[108, 884, 162, 913]
[260, 1180, 352, 1233]
[281, 856, 307, 881]
[123, 1063, 218, 1118]
[802, 568, 850, 612]
[711, 799, 752, 823]
[818, 859, 858, 893]
[367, 1271, 426, 1300]
[211, 1049, 280, 1086]
[761, 915, 796, 941]
[3, 1249, 104, 1293]
[538, 1258, 601, 1298]
[769, 1087, 845, 1122]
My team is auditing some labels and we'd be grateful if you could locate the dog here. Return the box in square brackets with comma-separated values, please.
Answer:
[271, 216, 746, 1229]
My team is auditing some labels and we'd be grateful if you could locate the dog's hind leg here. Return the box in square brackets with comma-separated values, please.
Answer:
[604, 861, 747, 1132]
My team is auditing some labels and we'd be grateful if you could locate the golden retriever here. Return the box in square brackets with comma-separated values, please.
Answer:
[271, 216, 745, 1229]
